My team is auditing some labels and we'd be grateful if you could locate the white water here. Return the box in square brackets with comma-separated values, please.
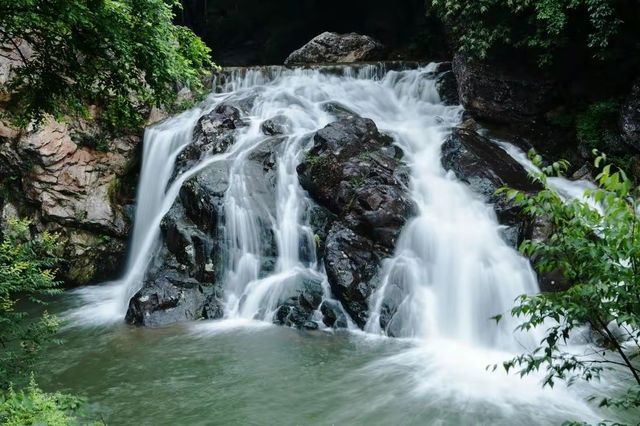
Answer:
[64, 64, 610, 422]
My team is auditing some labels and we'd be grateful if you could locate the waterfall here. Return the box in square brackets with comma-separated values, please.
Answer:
[59, 62, 613, 423]
[68, 64, 543, 346]
[66, 64, 554, 347]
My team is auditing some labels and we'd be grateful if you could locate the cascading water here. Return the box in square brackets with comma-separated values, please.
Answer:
[62, 63, 613, 423]
[68, 62, 551, 346]
[67, 109, 203, 324]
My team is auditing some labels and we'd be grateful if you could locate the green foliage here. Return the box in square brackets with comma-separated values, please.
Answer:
[2, 0, 213, 130]
[0, 219, 62, 388]
[576, 99, 621, 150]
[429, 0, 629, 65]
[0, 376, 102, 426]
[501, 151, 640, 421]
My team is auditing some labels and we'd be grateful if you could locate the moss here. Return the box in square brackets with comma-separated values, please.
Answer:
[306, 153, 330, 170]
[107, 177, 122, 206]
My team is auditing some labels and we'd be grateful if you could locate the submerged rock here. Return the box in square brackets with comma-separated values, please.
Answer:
[272, 277, 324, 329]
[261, 115, 291, 136]
[320, 300, 348, 329]
[284, 32, 384, 65]
[452, 53, 556, 124]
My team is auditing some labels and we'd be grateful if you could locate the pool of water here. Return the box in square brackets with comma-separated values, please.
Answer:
[34, 296, 638, 426]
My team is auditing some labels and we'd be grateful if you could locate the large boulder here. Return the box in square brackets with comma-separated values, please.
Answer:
[126, 111, 285, 327]
[284, 32, 384, 65]
[441, 122, 541, 246]
[452, 53, 557, 124]
[433, 63, 459, 106]
[298, 117, 414, 248]
[298, 117, 414, 328]
[125, 270, 224, 327]
[620, 79, 640, 151]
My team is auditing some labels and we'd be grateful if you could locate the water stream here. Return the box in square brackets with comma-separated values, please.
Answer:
[48, 64, 635, 425]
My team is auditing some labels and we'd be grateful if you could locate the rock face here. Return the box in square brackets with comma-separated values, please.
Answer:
[298, 117, 414, 328]
[452, 53, 556, 124]
[284, 32, 384, 65]
[0, 116, 140, 284]
[441, 122, 541, 246]
[620, 79, 640, 151]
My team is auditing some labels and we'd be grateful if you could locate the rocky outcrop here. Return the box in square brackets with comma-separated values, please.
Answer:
[176, 104, 244, 173]
[441, 121, 541, 246]
[284, 32, 384, 65]
[298, 117, 414, 328]
[452, 53, 556, 124]
[620, 79, 640, 151]
[0, 116, 140, 285]
[125, 105, 245, 327]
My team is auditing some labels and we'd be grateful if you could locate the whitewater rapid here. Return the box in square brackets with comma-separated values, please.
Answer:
[64, 63, 609, 422]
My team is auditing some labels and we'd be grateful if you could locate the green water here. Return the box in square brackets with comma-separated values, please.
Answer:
[35, 299, 636, 426]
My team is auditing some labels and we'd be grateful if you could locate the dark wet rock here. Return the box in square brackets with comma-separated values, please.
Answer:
[125, 270, 224, 327]
[261, 115, 291, 136]
[441, 123, 541, 246]
[620, 79, 640, 151]
[298, 117, 414, 329]
[323, 223, 384, 328]
[436, 70, 459, 106]
[306, 202, 337, 260]
[273, 277, 324, 329]
[452, 53, 557, 124]
[127, 110, 284, 327]
[526, 216, 571, 293]
[284, 32, 384, 65]
[176, 104, 243, 173]
[298, 117, 414, 248]
[320, 300, 348, 329]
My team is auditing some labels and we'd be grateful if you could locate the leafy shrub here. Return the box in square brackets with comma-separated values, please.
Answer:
[0, 377, 99, 426]
[501, 152, 640, 421]
[0, 219, 62, 388]
[429, 0, 634, 66]
[576, 99, 621, 150]
[2, 0, 213, 129]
